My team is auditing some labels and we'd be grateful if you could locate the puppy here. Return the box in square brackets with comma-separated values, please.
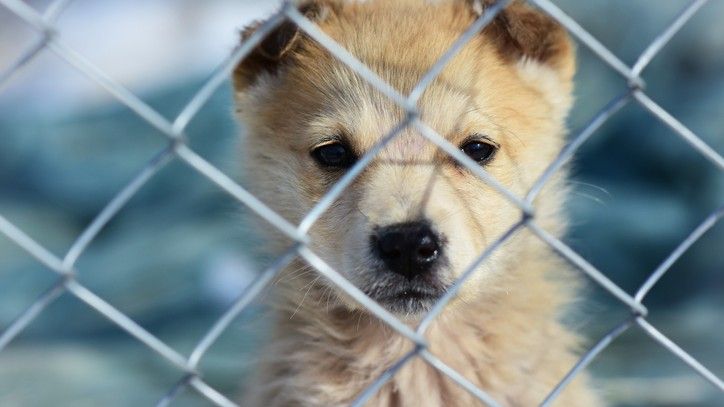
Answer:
[233, 0, 602, 405]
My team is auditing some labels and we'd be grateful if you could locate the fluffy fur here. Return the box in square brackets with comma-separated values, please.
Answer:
[232, 0, 602, 405]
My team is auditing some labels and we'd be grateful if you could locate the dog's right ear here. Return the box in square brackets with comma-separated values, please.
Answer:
[233, 2, 331, 92]
[466, 0, 574, 81]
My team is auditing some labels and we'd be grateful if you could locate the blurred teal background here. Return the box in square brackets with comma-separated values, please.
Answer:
[0, 0, 722, 406]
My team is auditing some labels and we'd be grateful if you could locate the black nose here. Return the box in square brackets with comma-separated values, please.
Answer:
[372, 221, 442, 278]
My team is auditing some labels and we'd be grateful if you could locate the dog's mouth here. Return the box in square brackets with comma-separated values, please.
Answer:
[383, 289, 443, 314]
[364, 280, 447, 315]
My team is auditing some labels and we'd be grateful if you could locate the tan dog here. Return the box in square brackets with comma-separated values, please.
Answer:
[233, 0, 601, 405]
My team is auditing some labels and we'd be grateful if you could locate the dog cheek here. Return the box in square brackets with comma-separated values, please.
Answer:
[343, 214, 377, 276]
[309, 206, 367, 276]
[436, 187, 515, 297]
[241, 145, 306, 224]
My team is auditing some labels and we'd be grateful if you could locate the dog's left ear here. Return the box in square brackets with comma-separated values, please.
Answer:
[233, 1, 332, 92]
[470, 0, 575, 81]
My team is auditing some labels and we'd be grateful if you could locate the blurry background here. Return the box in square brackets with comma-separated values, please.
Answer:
[0, 0, 722, 406]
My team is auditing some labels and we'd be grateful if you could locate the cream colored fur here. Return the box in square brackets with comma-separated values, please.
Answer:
[233, 0, 603, 405]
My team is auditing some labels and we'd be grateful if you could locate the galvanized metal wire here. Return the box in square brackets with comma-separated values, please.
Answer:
[0, 0, 722, 406]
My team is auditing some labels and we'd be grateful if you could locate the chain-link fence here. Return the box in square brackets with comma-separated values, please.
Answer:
[0, 0, 722, 406]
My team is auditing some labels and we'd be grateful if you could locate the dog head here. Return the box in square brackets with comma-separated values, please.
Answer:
[233, 0, 574, 318]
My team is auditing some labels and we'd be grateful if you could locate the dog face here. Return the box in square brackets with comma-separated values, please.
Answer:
[234, 0, 574, 317]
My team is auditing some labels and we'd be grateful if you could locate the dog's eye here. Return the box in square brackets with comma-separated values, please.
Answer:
[311, 142, 354, 168]
[460, 139, 497, 165]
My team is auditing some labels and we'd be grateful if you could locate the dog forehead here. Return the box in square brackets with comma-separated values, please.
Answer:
[325, 87, 480, 163]
[385, 132, 435, 158]
[343, 103, 467, 162]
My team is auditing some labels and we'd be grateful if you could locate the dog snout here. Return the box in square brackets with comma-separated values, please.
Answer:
[371, 221, 442, 279]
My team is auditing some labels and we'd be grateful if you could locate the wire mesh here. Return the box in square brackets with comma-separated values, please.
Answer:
[0, 0, 722, 406]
